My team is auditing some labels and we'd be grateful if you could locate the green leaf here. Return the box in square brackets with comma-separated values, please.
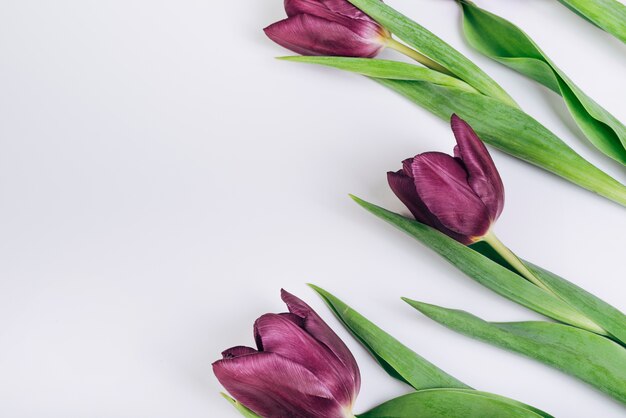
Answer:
[526, 262, 626, 346]
[283, 56, 626, 207]
[374, 78, 626, 207]
[221, 393, 262, 418]
[279, 56, 479, 93]
[459, 1, 626, 165]
[358, 389, 553, 418]
[344, 0, 517, 106]
[467, 242, 626, 345]
[350, 196, 618, 329]
[557, 0, 626, 43]
[404, 300, 626, 404]
[309, 284, 469, 390]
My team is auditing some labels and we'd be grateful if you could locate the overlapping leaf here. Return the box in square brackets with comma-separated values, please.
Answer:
[459, 1, 626, 164]
[469, 242, 626, 345]
[310, 285, 468, 390]
[279, 56, 478, 93]
[404, 300, 626, 404]
[344, 0, 517, 106]
[358, 389, 552, 418]
[284, 56, 626, 207]
[526, 262, 626, 345]
[556, 0, 626, 43]
[351, 195, 624, 336]
[310, 286, 552, 417]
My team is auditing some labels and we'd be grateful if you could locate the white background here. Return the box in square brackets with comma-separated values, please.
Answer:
[1, 0, 625, 417]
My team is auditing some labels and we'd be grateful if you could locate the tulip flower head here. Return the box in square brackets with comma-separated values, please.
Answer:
[213, 289, 360, 418]
[388, 115, 505, 245]
[264, 0, 391, 58]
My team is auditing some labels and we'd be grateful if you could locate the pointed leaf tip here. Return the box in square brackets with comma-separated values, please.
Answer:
[307, 283, 321, 290]
[403, 298, 442, 317]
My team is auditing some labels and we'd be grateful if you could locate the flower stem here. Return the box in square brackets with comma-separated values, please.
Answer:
[482, 232, 608, 336]
[386, 37, 454, 76]
[483, 232, 555, 295]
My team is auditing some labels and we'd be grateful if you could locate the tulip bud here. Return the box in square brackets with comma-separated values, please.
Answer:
[213, 290, 360, 418]
[388, 115, 505, 244]
[264, 0, 391, 58]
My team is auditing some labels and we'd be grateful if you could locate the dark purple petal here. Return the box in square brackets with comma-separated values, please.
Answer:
[451, 114, 505, 221]
[387, 170, 433, 224]
[281, 290, 360, 399]
[387, 170, 468, 242]
[285, 0, 373, 22]
[284, 0, 390, 39]
[401, 158, 414, 177]
[285, 0, 337, 18]
[222, 346, 257, 359]
[321, 0, 381, 21]
[213, 352, 346, 418]
[254, 313, 356, 406]
[412, 152, 492, 242]
[264, 14, 385, 58]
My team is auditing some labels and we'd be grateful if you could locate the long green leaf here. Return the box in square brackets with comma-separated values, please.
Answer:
[526, 262, 626, 345]
[557, 0, 626, 43]
[279, 56, 479, 93]
[351, 195, 615, 328]
[358, 389, 552, 418]
[283, 56, 626, 207]
[469, 242, 626, 345]
[310, 284, 468, 390]
[345, 0, 517, 106]
[374, 78, 626, 206]
[404, 300, 626, 404]
[459, 1, 626, 164]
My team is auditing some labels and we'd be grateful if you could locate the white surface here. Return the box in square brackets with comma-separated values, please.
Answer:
[1, 0, 625, 416]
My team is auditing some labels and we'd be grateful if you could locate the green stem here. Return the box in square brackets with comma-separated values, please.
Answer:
[386, 37, 455, 76]
[482, 232, 608, 336]
[482, 232, 554, 294]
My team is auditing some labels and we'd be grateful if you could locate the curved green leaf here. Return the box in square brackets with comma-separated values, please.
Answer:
[283, 56, 626, 207]
[351, 196, 620, 330]
[375, 78, 626, 206]
[279, 56, 478, 93]
[557, 0, 626, 43]
[310, 284, 468, 390]
[344, 0, 517, 106]
[459, 1, 626, 164]
[467, 242, 626, 345]
[469, 242, 626, 345]
[526, 262, 626, 346]
[404, 300, 626, 404]
[358, 389, 552, 418]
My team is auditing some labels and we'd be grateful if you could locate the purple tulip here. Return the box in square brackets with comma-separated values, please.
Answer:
[264, 0, 391, 58]
[388, 115, 505, 244]
[213, 290, 360, 418]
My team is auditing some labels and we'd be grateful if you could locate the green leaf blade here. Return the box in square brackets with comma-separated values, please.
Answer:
[358, 389, 552, 418]
[344, 0, 517, 106]
[372, 78, 626, 206]
[459, 1, 626, 164]
[279, 56, 478, 93]
[310, 284, 469, 391]
[557, 0, 626, 43]
[526, 262, 626, 345]
[283, 55, 626, 206]
[350, 196, 620, 328]
[404, 301, 626, 404]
